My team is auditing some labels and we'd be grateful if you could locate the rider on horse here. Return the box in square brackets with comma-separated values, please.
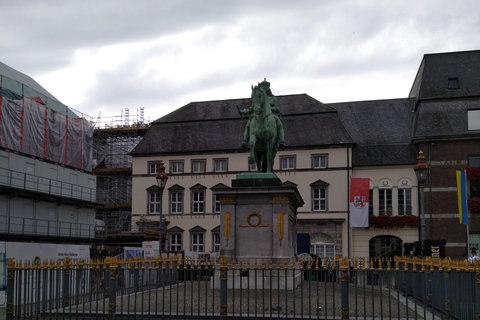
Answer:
[239, 79, 285, 150]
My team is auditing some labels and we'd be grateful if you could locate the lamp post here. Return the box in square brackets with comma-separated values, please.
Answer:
[414, 150, 429, 256]
[155, 162, 168, 256]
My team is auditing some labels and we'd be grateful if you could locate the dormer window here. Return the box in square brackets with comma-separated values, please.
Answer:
[448, 77, 459, 90]
[468, 110, 480, 130]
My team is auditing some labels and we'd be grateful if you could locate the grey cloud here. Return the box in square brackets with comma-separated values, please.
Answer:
[1, 0, 479, 121]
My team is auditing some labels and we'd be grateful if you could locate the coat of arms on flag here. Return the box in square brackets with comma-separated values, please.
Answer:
[353, 196, 366, 209]
[350, 178, 370, 228]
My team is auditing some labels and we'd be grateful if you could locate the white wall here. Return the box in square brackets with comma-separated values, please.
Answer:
[131, 148, 419, 257]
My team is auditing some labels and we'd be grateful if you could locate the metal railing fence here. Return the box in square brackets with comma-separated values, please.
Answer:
[0, 167, 96, 202]
[5, 256, 480, 320]
[0, 215, 97, 239]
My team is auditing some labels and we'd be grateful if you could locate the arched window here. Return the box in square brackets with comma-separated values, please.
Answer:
[309, 233, 335, 258]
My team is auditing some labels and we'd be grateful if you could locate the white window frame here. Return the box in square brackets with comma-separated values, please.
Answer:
[191, 233, 204, 252]
[312, 154, 328, 169]
[169, 233, 182, 251]
[213, 195, 221, 214]
[192, 159, 206, 173]
[170, 161, 184, 174]
[170, 191, 183, 214]
[379, 188, 393, 215]
[148, 191, 161, 214]
[369, 189, 374, 216]
[192, 190, 205, 214]
[148, 162, 162, 174]
[213, 232, 221, 252]
[280, 156, 295, 170]
[312, 187, 327, 212]
[398, 188, 412, 215]
[214, 159, 228, 173]
[310, 243, 336, 258]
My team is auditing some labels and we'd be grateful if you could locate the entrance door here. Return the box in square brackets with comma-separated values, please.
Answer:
[369, 235, 402, 259]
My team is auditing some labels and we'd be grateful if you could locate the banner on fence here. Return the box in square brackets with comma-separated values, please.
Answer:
[2, 241, 90, 262]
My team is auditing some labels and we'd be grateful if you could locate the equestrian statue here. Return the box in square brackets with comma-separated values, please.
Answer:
[237, 79, 284, 173]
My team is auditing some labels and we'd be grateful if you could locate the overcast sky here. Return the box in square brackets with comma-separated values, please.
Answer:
[1, 0, 479, 125]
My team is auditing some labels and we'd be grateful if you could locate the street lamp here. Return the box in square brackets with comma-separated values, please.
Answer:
[414, 150, 429, 256]
[155, 162, 168, 256]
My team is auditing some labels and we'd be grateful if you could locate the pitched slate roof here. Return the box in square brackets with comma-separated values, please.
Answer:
[130, 94, 354, 156]
[413, 98, 480, 140]
[329, 98, 418, 166]
[154, 93, 337, 123]
[411, 50, 480, 141]
[131, 50, 480, 165]
[409, 50, 480, 100]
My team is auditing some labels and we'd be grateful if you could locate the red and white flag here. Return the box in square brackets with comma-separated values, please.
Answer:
[350, 178, 370, 228]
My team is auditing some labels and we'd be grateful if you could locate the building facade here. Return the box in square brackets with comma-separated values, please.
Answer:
[410, 50, 480, 257]
[0, 62, 97, 244]
[130, 50, 480, 259]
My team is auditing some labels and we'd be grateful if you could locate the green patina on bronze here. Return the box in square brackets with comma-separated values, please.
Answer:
[237, 79, 284, 173]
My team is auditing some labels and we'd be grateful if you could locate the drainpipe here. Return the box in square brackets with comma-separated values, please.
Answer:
[347, 146, 351, 257]
[428, 143, 433, 239]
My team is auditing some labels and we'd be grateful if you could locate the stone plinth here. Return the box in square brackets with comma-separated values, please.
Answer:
[212, 173, 304, 289]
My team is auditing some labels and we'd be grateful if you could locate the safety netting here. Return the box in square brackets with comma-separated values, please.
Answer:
[0, 95, 93, 171]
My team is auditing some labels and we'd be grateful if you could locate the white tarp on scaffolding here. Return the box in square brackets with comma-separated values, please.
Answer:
[0, 96, 93, 171]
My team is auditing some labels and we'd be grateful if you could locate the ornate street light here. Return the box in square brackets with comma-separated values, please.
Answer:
[414, 150, 429, 255]
[155, 162, 168, 256]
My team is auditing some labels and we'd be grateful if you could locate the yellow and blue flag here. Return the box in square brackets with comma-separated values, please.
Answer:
[456, 171, 468, 225]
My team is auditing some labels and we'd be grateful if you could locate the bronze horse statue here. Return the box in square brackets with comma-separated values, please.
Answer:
[238, 83, 283, 173]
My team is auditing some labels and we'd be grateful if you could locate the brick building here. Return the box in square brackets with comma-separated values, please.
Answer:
[411, 50, 480, 257]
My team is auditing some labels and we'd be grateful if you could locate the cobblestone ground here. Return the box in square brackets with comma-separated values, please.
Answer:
[59, 281, 426, 319]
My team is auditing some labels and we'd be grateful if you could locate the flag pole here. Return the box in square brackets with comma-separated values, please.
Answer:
[467, 223, 470, 253]
[466, 170, 470, 253]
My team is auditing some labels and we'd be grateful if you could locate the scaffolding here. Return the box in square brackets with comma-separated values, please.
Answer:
[93, 108, 150, 234]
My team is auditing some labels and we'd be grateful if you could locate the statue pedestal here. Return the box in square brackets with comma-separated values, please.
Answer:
[212, 174, 304, 289]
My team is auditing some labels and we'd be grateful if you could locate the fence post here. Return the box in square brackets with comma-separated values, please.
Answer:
[63, 257, 71, 308]
[6, 259, 15, 320]
[220, 257, 228, 318]
[340, 257, 349, 320]
[475, 264, 480, 320]
[108, 258, 118, 320]
[443, 259, 451, 318]
[104, 257, 111, 299]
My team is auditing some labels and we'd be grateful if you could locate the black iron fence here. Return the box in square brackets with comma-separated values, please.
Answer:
[5, 256, 480, 319]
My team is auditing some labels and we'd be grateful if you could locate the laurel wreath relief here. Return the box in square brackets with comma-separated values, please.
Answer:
[240, 211, 269, 227]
